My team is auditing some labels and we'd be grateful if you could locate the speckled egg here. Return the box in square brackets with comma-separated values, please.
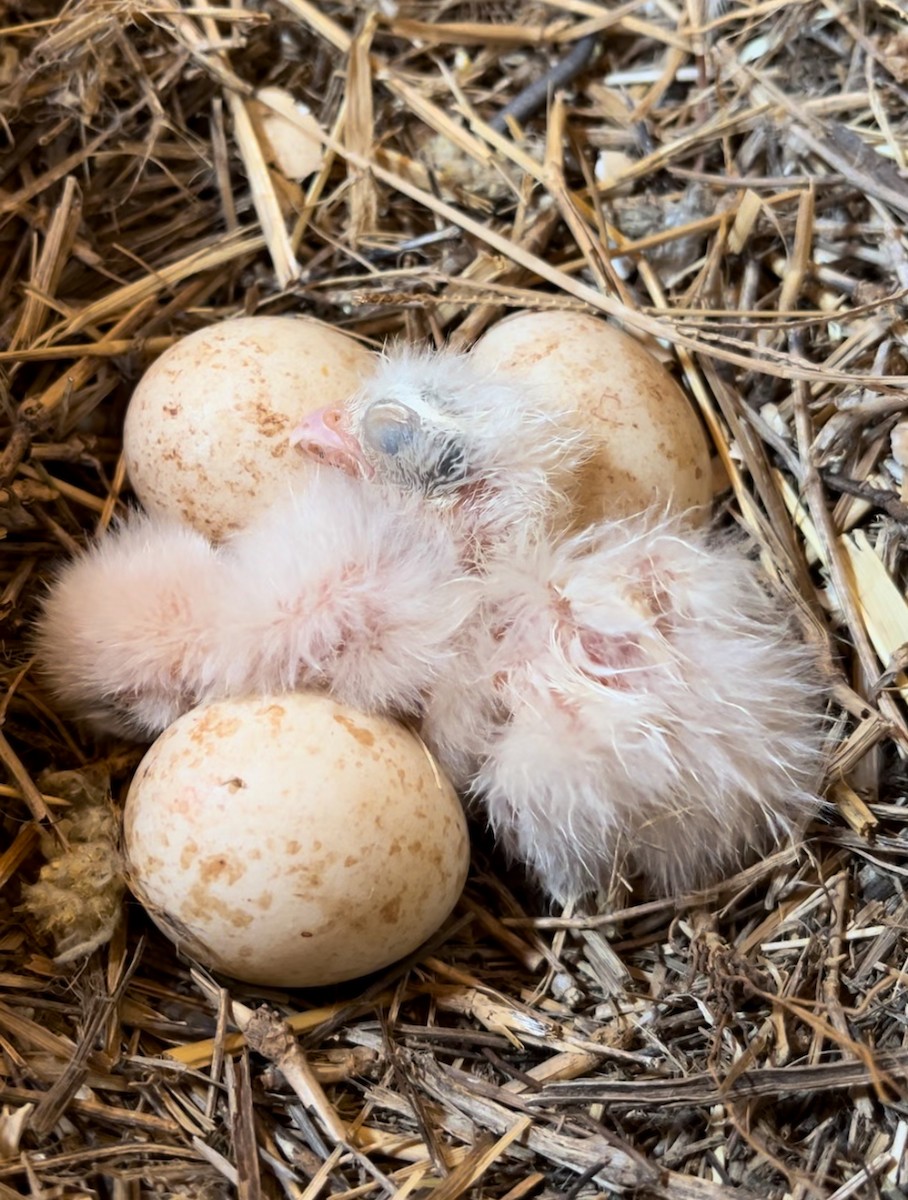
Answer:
[122, 693, 469, 987]
[123, 316, 373, 540]
[470, 310, 713, 527]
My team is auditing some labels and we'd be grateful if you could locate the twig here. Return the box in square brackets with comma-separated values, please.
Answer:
[820, 471, 908, 523]
[488, 34, 597, 133]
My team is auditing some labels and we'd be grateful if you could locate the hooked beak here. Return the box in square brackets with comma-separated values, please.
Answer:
[290, 406, 374, 478]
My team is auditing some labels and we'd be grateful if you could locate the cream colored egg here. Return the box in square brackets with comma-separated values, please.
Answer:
[123, 316, 374, 540]
[123, 693, 469, 987]
[470, 311, 712, 527]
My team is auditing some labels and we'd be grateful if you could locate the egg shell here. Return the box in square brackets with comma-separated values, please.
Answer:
[470, 311, 712, 526]
[122, 693, 469, 987]
[123, 316, 374, 540]
[252, 87, 324, 181]
[891, 421, 908, 468]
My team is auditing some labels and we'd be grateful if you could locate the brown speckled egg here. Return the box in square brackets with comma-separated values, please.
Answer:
[470, 311, 712, 527]
[123, 316, 374, 540]
[122, 693, 469, 987]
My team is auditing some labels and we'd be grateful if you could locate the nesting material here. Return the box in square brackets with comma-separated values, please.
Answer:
[20, 770, 124, 963]
[1, 0, 907, 1195]
[251, 87, 326, 182]
[890, 420, 908, 466]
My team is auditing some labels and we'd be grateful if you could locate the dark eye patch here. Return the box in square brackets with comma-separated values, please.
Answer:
[429, 439, 467, 489]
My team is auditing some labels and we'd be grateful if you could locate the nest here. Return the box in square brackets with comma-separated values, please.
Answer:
[1, 1, 908, 1196]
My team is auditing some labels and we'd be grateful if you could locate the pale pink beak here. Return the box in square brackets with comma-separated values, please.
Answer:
[290, 406, 373, 478]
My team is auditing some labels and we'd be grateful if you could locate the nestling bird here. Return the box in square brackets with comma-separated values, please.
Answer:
[34, 344, 826, 901]
[429, 519, 824, 898]
[294, 346, 827, 898]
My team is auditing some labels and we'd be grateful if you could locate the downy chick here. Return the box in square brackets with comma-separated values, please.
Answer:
[36, 342, 826, 901]
[298, 345, 827, 900]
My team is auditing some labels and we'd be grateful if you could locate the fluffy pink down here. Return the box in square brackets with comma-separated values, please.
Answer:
[427, 515, 827, 902]
[34, 474, 480, 737]
[33, 515, 225, 738]
[211, 471, 478, 715]
[32, 341, 828, 905]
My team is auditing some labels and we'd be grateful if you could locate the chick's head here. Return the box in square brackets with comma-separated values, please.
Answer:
[293, 346, 587, 542]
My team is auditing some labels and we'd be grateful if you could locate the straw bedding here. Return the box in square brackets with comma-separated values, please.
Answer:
[1, 1, 907, 1196]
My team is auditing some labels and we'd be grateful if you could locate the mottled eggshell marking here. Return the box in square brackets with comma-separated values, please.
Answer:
[123, 316, 374, 540]
[123, 693, 469, 987]
[470, 311, 713, 527]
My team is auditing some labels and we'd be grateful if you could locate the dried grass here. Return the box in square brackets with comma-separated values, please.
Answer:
[1, 1, 908, 1196]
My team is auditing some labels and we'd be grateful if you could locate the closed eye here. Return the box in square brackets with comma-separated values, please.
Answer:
[360, 401, 421, 457]
[358, 399, 469, 496]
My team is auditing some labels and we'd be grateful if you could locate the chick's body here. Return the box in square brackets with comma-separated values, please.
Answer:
[423, 521, 823, 899]
[35, 342, 826, 904]
[36, 472, 473, 739]
[299, 347, 826, 900]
